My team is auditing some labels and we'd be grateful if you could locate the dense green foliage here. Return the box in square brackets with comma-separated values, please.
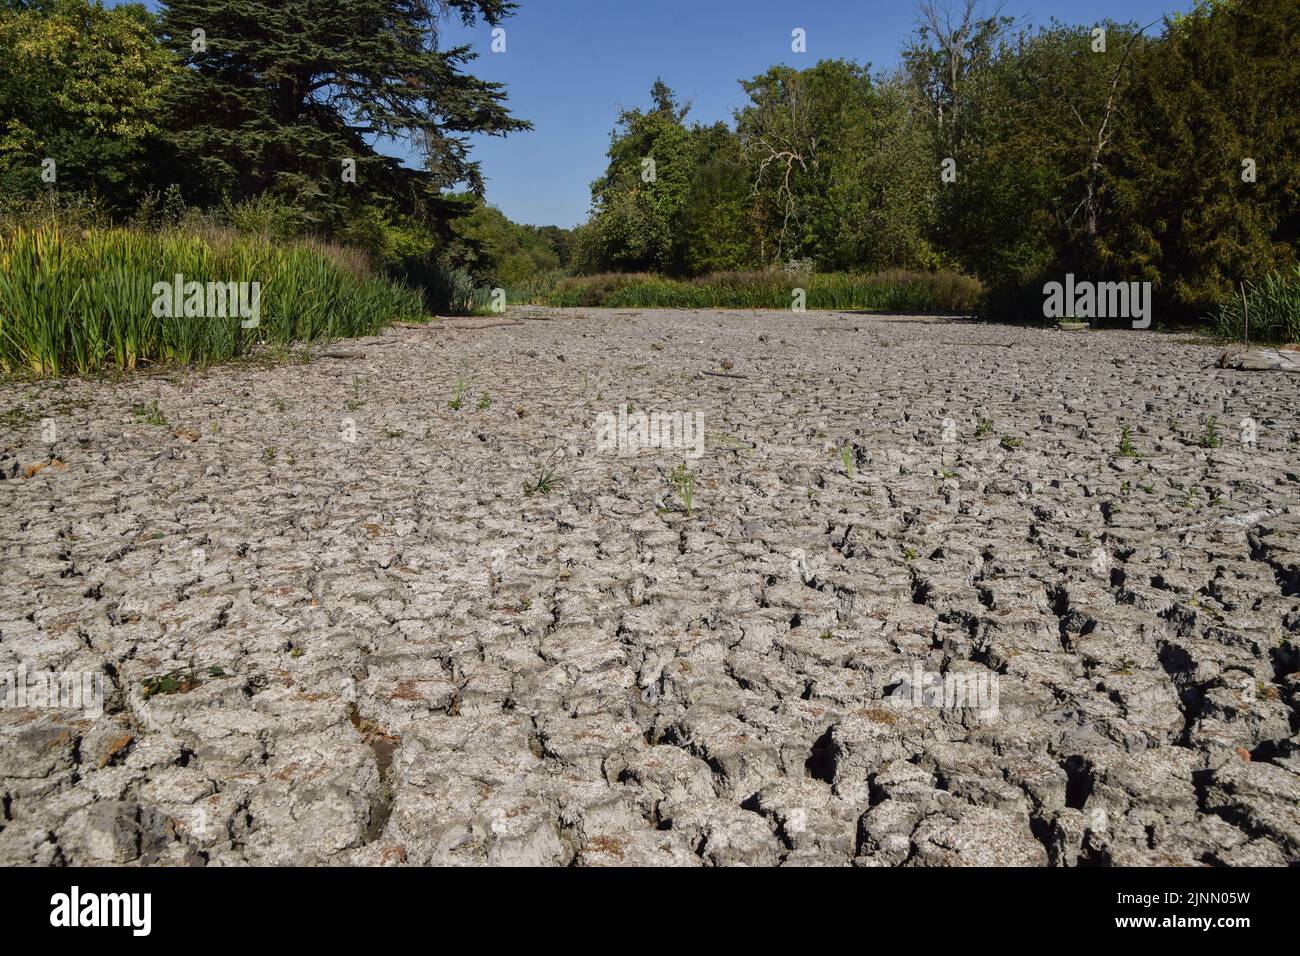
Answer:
[0, 223, 424, 375]
[579, 67, 939, 276]
[544, 269, 980, 312]
[0, 0, 547, 344]
[1105, 0, 1300, 311]
[0, 0, 178, 213]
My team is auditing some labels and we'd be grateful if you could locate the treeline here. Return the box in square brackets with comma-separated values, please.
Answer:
[1, 0, 1297, 331]
[576, 0, 1299, 322]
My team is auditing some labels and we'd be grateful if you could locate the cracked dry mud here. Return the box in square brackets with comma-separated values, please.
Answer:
[2, 308, 1299, 867]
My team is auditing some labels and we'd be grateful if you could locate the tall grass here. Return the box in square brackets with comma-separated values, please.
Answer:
[534, 269, 981, 312]
[1213, 267, 1300, 343]
[462, 268, 569, 314]
[0, 225, 425, 376]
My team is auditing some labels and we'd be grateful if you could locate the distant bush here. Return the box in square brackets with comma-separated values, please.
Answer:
[540, 269, 981, 312]
[0, 225, 425, 376]
[1213, 268, 1300, 344]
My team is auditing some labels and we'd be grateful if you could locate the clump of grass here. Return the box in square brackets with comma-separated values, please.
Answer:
[131, 399, 167, 426]
[523, 451, 564, 496]
[1212, 266, 1300, 343]
[477, 392, 492, 410]
[669, 462, 696, 515]
[839, 443, 855, 479]
[449, 372, 471, 410]
[999, 435, 1022, 450]
[346, 376, 365, 410]
[1117, 425, 1139, 459]
[975, 418, 994, 438]
[1200, 416, 1222, 449]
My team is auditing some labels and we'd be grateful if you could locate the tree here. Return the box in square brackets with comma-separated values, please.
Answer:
[444, 197, 562, 287]
[1103, 0, 1300, 310]
[735, 64, 822, 264]
[0, 0, 178, 212]
[735, 60, 937, 271]
[903, 0, 1011, 147]
[156, 0, 530, 228]
[925, 20, 1153, 304]
[585, 80, 707, 272]
[676, 124, 753, 275]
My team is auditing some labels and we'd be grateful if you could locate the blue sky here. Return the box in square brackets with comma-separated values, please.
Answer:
[117, 0, 1196, 228]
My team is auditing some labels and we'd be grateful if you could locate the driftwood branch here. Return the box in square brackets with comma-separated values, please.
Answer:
[441, 320, 526, 330]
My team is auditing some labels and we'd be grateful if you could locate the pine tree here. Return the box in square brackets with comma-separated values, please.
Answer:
[156, 0, 530, 227]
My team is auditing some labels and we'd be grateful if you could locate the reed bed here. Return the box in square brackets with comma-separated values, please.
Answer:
[0, 225, 425, 376]
[538, 269, 982, 312]
[1213, 267, 1300, 343]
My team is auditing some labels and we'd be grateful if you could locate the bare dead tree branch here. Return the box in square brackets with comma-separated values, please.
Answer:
[740, 73, 816, 262]
[1069, 16, 1166, 237]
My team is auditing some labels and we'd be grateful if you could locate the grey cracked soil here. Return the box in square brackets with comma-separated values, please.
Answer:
[2, 308, 1298, 866]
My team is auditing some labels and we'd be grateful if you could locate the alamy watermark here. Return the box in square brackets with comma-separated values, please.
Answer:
[886, 662, 999, 721]
[1, 664, 103, 717]
[151, 274, 261, 329]
[50, 886, 150, 936]
[1042, 273, 1151, 329]
[596, 404, 705, 457]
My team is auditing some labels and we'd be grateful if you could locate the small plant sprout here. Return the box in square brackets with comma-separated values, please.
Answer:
[141, 663, 202, 700]
[999, 435, 1022, 450]
[1118, 425, 1139, 459]
[669, 462, 696, 515]
[477, 392, 492, 410]
[1200, 416, 1222, 448]
[839, 442, 855, 479]
[346, 376, 365, 411]
[523, 450, 564, 496]
[449, 373, 471, 410]
[131, 400, 167, 426]
[938, 467, 957, 480]
[902, 545, 919, 561]
[975, 418, 994, 438]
